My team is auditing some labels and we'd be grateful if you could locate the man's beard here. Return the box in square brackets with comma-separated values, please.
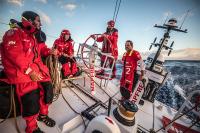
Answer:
[106, 27, 114, 34]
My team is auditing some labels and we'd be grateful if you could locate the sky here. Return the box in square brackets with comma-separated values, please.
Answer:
[0, 0, 200, 57]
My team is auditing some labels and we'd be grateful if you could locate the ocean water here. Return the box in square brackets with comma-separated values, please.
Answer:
[115, 60, 200, 110]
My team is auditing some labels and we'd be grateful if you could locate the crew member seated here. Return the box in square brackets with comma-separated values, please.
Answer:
[53, 29, 82, 79]
[0, 11, 56, 133]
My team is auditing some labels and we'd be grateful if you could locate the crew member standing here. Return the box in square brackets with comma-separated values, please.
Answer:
[120, 40, 145, 100]
[93, 20, 118, 78]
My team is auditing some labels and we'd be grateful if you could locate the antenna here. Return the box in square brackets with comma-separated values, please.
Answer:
[179, 10, 190, 29]
[179, 6, 197, 30]
[163, 13, 169, 25]
[149, 17, 187, 70]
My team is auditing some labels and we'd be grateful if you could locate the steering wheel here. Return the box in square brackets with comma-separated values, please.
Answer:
[81, 34, 112, 72]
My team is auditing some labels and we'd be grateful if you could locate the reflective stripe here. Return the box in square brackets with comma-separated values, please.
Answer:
[129, 50, 134, 56]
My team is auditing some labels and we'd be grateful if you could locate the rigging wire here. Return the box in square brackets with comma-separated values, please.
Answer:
[112, 0, 122, 22]
[179, 6, 198, 29]
[155, 102, 200, 133]
[183, 118, 200, 133]
[0, 86, 13, 124]
[113, 0, 119, 21]
[179, 9, 190, 29]
[163, 13, 169, 25]
[114, 0, 122, 22]
[61, 88, 87, 129]
[12, 85, 21, 133]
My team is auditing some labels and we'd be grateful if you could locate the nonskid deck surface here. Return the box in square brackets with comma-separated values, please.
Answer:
[0, 74, 199, 133]
[0, 75, 121, 133]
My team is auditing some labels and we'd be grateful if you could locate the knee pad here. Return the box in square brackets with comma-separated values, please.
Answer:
[21, 89, 40, 117]
[40, 82, 53, 104]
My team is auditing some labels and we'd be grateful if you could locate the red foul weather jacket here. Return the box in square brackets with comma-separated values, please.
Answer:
[53, 38, 74, 57]
[96, 28, 118, 59]
[120, 50, 142, 92]
[38, 42, 51, 58]
[0, 27, 50, 84]
[33, 42, 51, 81]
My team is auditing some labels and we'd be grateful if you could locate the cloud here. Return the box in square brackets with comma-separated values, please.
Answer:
[60, 3, 78, 17]
[141, 48, 200, 60]
[37, 10, 51, 25]
[62, 3, 77, 11]
[65, 12, 75, 17]
[7, 0, 23, 7]
[34, 0, 47, 4]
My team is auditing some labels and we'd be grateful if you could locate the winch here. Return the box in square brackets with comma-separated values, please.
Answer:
[113, 100, 138, 126]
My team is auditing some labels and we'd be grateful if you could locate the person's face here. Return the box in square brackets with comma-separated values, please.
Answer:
[64, 34, 70, 41]
[33, 16, 41, 30]
[125, 41, 133, 52]
[107, 25, 113, 30]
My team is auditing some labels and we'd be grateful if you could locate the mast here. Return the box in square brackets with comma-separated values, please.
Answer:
[149, 18, 187, 71]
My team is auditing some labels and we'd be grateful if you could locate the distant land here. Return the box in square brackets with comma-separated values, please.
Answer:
[140, 48, 200, 61]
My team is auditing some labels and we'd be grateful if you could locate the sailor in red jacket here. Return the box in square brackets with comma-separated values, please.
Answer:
[53, 29, 80, 78]
[34, 30, 56, 128]
[120, 40, 145, 100]
[94, 20, 118, 78]
[1, 11, 54, 133]
[36, 31, 50, 57]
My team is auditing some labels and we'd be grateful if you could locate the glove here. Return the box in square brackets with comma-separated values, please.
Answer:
[139, 75, 143, 81]
[102, 34, 108, 38]
[92, 43, 98, 48]
[50, 48, 58, 56]
[29, 71, 43, 81]
[91, 35, 97, 39]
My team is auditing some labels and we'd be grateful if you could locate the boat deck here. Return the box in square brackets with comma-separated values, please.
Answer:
[0, 73, 200, 133]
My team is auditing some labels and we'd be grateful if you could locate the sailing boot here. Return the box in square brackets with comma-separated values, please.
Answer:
[37, 114, 56, 127]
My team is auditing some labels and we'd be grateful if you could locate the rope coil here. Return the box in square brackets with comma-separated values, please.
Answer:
[45, 55, 62, 101]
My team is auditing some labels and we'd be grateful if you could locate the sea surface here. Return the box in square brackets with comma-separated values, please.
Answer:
[115, 60, 200, 110]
